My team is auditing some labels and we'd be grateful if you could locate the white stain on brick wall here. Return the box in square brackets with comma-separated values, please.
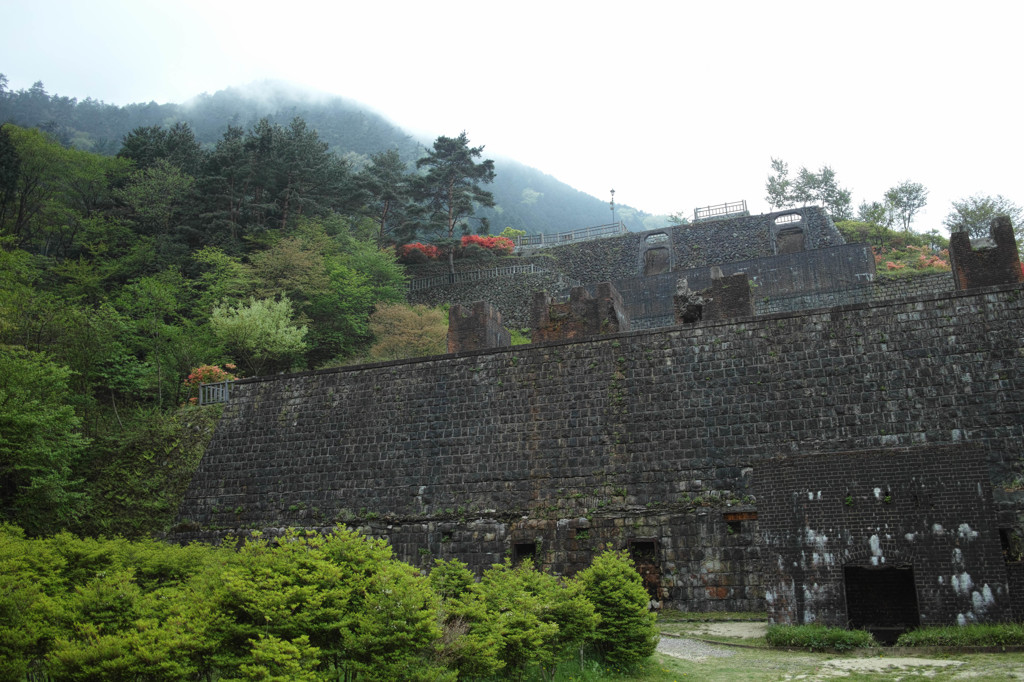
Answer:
[958, 523, 979, 540]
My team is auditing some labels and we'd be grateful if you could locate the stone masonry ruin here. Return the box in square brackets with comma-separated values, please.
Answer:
[175, 211, 1024, 628]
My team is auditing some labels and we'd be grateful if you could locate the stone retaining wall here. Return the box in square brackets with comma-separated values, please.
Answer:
[174, 283, 1024, 615]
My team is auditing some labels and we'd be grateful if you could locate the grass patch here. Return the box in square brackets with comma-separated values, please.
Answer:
[765, 624, 876, 652]
[896, 623, 1024, 647]
[475, 652, 694, 681]
[658, 610, 765, 623]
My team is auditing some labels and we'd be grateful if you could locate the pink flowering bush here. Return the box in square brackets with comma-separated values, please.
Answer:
[460, 234, 515, 255]
[397, 243, 443, 263]
[182, 364, 237, 404]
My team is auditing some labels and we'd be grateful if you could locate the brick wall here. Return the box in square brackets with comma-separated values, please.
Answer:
[174, 283, 1024, 615]
[756, 446, 1009, 628]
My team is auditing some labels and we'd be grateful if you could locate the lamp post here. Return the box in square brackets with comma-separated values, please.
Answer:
[610, 189, 616, 225]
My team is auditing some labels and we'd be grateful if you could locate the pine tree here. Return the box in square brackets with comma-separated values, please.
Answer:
[415, 132, 495, 277]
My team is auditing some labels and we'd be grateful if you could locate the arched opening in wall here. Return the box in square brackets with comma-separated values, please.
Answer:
[773, 213, 806, 254]
[844, 564, 919, 644]
[641, 232, 672, 276]
[643, 248, 671, 275]
[628, 538, 661, 602]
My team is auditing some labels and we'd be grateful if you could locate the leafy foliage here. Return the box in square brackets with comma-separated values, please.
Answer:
[415, 132, 496, 274]
[764, 158, 852, 221]
[361, 303, 448, 363]
[884, 180, 929, 233]
[0, 346, 89, 533]
[0, 526, 663, 679]
[210, 296, 307, 376]
[943, 194, 1024, 242]
[576, 549, 658, 669]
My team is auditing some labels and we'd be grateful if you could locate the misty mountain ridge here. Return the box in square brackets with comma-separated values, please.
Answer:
[0, 77, 671, 235]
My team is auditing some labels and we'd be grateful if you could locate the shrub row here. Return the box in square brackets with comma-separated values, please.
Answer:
[896, 623, 1024, 647]
[0, 525, 658, 681]
[765, 624, 876, 651]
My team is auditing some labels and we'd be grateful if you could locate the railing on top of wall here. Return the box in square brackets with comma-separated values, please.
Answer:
[514, 222, 628, 249]
[408, 263, 540, 292]
[199, 380, 232, 405]
[407, 264, 582, 293]
[694, 200, 748, 222]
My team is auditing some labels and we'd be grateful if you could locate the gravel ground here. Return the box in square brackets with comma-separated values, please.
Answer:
[657, 635, 737, 662]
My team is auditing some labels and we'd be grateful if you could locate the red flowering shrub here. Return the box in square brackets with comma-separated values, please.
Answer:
[460, 234, 515, 256]
[397, 242, 443, 263]
[182, 364, 237, 404]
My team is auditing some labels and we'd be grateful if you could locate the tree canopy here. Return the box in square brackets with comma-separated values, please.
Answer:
[415, 132, 496, 274]
[764, 158, 852, 221]
[943, 194, 1023, 241]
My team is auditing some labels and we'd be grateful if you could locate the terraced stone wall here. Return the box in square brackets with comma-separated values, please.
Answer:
[174, 283, 1024, 615]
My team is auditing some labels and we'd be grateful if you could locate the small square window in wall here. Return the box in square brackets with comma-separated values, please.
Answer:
[513, 542, 537, 565]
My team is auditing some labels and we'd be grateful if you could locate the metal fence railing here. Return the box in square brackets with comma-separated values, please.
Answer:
[514, 222, 628, 249]
[694, 200, 748, 222]
[407, 264, 546, 292]
[199, 380, 232, 405]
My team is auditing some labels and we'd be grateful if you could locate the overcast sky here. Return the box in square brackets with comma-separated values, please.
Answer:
[3, 0, 1021, 231]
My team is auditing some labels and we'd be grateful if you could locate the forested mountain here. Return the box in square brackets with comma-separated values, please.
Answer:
[0, 74, 674, 541]
[0, 77, 668, 234]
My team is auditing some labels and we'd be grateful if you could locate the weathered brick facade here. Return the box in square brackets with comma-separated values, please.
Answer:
[949, 216, 1024, 291]
[174, 282, 1024, 619]
[531, 283, 630, 342]
[447, 301, 511, 353]
[756, 446, 1009, 636]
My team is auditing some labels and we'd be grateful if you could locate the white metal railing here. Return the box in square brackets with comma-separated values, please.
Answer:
[514, 222, 628, 249]
[199, 380, 232, 405]
[694, 200, 748, 222]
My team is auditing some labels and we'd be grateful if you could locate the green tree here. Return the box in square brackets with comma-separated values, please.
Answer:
[210, 296, 307, 376]
[1, 125, 126, 257]
[357, 149, 415, 244]
[415, 132, 496, 276]
[576, 549, 658, 669]
[117, 122, 205, 176]
[764, 158, 851, 220]
[764, 157, 792, 210]
[0, 124, 21, 234]
[884, 180, 928, 233]
[362, 303, 447, 363]
[0, 346, 89, 533]
[857, 200, 893, 229]
[943, 194, 1023, 240]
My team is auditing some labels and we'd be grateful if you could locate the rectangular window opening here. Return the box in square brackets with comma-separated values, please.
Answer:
[513, 542, 537, 565]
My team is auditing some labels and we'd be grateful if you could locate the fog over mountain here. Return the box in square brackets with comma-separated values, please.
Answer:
[0, 78, 672, 234]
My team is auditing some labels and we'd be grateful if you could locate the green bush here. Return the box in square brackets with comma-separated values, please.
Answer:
[896, 623, 1024, 647]
[576, 549, 658, 668]
[765, 624, 875, 651]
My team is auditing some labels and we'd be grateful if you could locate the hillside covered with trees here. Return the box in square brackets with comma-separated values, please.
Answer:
[0, 76, 669, 235]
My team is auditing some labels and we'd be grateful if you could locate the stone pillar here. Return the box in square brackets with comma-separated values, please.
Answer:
[674, 272, 753, 325]
[949, 216, 1024, 290]
[532, 282, 630, 342]
[447, 301, 511, 353]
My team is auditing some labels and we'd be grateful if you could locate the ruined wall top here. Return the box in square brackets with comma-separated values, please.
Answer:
[949, 216, 1024, 290]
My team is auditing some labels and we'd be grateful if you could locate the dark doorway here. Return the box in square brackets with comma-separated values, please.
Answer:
[628, 539, 661, 602]
[844, 564, 920, 644]
[776, 228, 805, 254]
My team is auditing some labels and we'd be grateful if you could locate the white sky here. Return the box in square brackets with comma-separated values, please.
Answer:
[2, 0, 1021, 230]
